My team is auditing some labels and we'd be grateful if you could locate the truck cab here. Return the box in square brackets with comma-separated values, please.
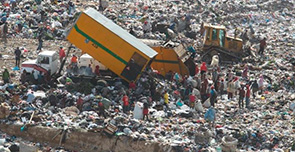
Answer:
[21, 51, 59, 75]
[78, 53, 108, 71]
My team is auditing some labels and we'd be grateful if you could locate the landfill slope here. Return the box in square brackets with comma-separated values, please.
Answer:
[0, 124, 168, 152]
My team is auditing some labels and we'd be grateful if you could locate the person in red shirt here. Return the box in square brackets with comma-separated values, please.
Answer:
[71, 55, 78, 73]
[129, 81, 136, 90]
[76, 95, 83, 111]
[71, 55, 78, 66]
[95, 65, 100, 76]
[98, 101, 106, 118]
[143, 102, 149, 121]
[200, 62, 207, 75]
[122, 94, 129, 114]
[59, 47, 66, 63]
[189, 93, 196, 108]
[246, 85, 251, 108]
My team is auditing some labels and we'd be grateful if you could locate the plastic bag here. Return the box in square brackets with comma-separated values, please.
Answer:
[210, 55, 219, 67]
[133, 102, 143, 119]
[203, 98, 211, 108]
[176, 100, 183, 107]
[195, 101, 204, 112]
[204, 107, 215, 122]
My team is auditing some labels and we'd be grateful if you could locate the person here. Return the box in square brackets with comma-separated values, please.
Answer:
[129, 28, 136, 36]
[246, 85, 251, 108]
[227, 79, 235, 100]
[14, 47, 21, 67]
[219, 78, 225, 96]
[241, 29, 249, 42]
[189, 93, 196, 108]
[129, 81, 136, 90]
[258, 37, 266, 56]
[212, 66, 218, 83]
[71, 55, 78, 73]
[59, 47, 66, 63]
[85, 64, 93, 75]
[26, 91, 35, 103]
[37, 34, 43, 51]
[29, 70, 36, 84]
[199, 22, 205, 36]
[71, 55, 78, 66]
[210, 86, 217, 107]
[195, 63, 199, 76]
[234, 27, 239, 38]
[258, 75, 264, 94]
[20, 70, 27, 84]
[98, 0, 104, 11]
[76, 95, 84, 111]
[204, 106, 216, 128]
[238, 86, 245, 108]
[2, 22, 8, 43]
[98, 101, 106, 118]
[94, 65, 100, 76]
[37, 71, 44, 84]
[163, 91, 169, 111]
[143, 21, 151, 34]
[122, 94, 129, 114]
[227, 69, 233, 82]
[68, 0, 75, 14]
[143, 102, 149, 121]
[2, 69, 10, 84]
[200, 75, 208, 102]
[242, 64, 248, 79]
[250, 80, 258, 97]
[200, 62, 207, 75]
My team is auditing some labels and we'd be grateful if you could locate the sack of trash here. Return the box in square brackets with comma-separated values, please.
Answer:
[195, 101, 204, 112]
[0, 103, 10, 119]
[221, 136, 238, 152]
[195, 127, 213, 145]
[63, 106, 80, 116]
[211, 55, 219, 67]
[289, 102, 295, 111]
[133, 102, 143, 119]
[203, 98, 211, 108]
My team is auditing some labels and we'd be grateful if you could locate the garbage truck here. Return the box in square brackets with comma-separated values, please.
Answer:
[66, 8, 158, 82]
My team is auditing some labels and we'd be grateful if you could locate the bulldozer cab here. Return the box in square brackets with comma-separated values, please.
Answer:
[203, 24, 226, 48]
[203, 24, 243, 53]
[201, 24, 244, 63]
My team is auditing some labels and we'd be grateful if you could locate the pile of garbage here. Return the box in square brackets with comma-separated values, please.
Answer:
[1, 0, 295, 152]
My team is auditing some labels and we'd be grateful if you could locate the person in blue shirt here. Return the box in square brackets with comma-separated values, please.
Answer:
[210, 86, 217, 107]
[204, 106, 216, 128]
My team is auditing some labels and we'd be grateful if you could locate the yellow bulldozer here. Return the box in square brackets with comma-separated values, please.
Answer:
[198, 23, 246, 63]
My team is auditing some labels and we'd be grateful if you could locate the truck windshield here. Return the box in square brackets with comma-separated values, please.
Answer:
[38, 56, 50, 64]
[219, 30, 225, 47]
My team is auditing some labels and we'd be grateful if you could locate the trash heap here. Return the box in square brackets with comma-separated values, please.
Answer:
[0, 0, 295, 152]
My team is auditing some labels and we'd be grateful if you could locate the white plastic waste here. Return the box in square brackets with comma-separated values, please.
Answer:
[133, 102, 143, 119]
[195, 101, 204, 112]
[203, 99, 211, 108]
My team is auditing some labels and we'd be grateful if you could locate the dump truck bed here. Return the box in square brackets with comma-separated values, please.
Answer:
[67, 8, 157, 82]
